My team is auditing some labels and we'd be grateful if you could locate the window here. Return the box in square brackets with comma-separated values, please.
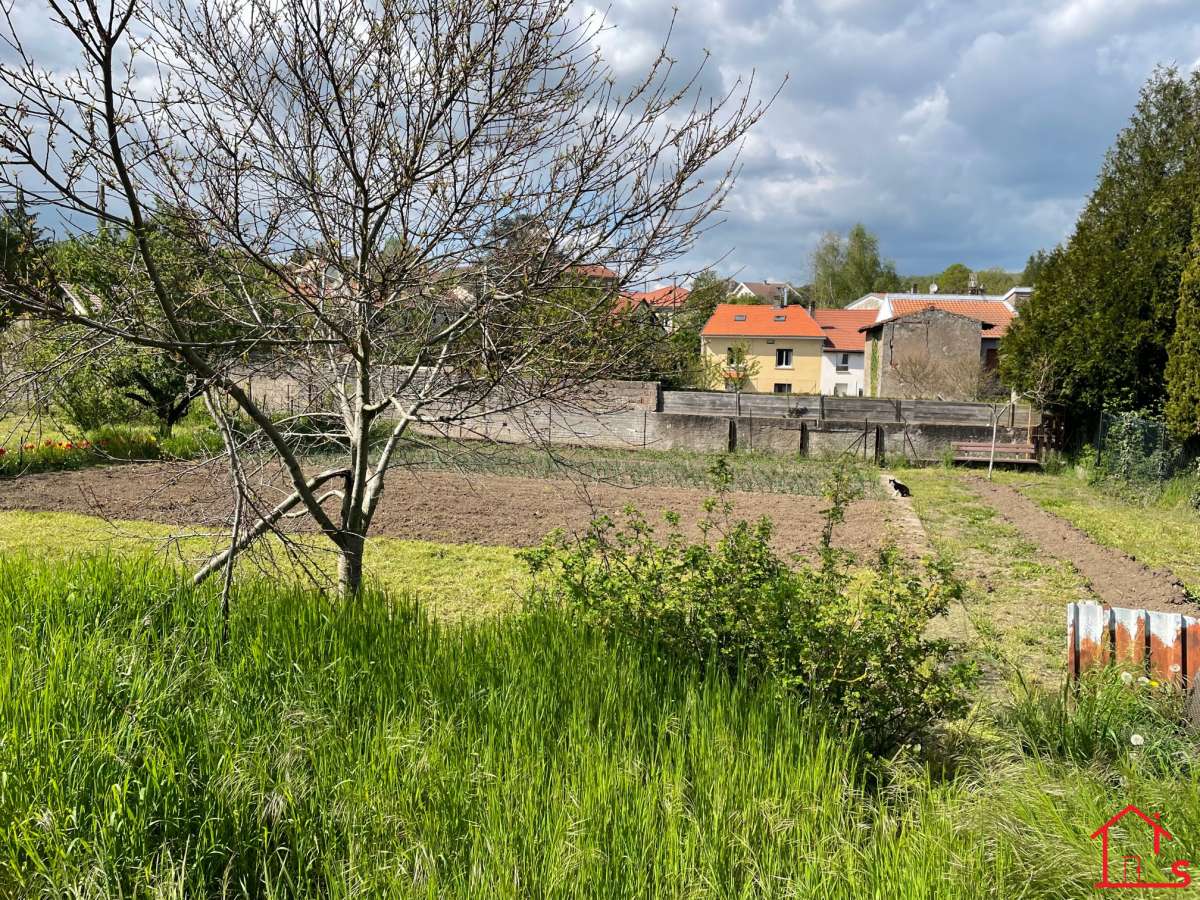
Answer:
[726, 347, 735, 364]
[734, 313, 747, 321]
[773, 383, 792, 394]
[775, 348, 792, 368]
[836, 353, 850, 373]
[773, 314, 786, 322]
[833, 382, 848, 396]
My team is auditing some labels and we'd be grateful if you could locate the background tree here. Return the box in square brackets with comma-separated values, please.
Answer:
[1021, 250, 1051, 286]
[809, 224, 900, 307]
[0, 195, 47, 332]
[1165, 232, 1200, 441]
[1002, 66, 1200, 423]
[933, 263, 971, 294]
[661, 270, 731, 387]
[0, 0, 770, 597]
[973, 267, 1020, 294]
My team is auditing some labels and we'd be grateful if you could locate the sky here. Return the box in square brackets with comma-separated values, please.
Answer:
[590, 0, 1200, 285]
[6, 0, 1200, 287]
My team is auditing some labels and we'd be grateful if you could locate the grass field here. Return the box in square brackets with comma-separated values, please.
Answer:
[899, 469, 1092, 684]
[1, 554, 1197, 897]
[997, 470, 1200, 596]
[0, 510, 524, 620]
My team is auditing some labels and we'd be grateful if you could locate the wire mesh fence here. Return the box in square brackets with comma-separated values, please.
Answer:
[1094, 410, 1188, 484]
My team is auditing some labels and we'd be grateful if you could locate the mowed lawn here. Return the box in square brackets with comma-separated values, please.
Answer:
[997, 471, 1200, 596]
[898, 468, 1088, 684]
[0, 510, 526, 620]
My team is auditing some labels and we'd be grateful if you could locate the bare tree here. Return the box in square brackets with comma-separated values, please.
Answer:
[0, 0, 772, 596]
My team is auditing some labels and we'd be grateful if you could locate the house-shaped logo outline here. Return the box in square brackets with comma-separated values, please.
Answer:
[1091, 805, 1191, 889]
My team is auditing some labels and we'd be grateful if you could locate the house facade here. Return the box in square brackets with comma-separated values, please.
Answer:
[699, 303, 824, 394]
[847, 290, 1023, 398]
[861, 307, 991, 399]
[811, 308, 876, 396]
[624, 285, 689, 330]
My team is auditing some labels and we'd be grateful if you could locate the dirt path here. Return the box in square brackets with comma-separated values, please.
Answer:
[0, 461, 911, 561]
[968, 477, 1197, 614]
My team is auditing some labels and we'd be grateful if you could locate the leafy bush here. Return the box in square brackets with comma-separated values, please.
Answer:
[522, 462, 976, 754]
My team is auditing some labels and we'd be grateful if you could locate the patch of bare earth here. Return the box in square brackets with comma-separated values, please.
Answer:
[968, 477, 1198, 615]
[0, 461, 913, 561]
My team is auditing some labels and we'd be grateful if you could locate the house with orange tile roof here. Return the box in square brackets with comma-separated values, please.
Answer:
[624, 285, 690, 330]
[699, 303, 825, 393]
[810, 308, 877, 396]
[845, 287, 1028, 398]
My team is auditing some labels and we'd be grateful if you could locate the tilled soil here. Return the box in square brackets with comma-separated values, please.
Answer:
[0, 460, 915, 560]
[968, 477, 1198, 614]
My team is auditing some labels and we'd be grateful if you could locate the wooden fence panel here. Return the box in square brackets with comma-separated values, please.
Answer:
[1068, 603, 1199, 686]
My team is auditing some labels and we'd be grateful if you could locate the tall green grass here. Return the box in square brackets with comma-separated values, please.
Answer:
[0, 555, 1197, 897]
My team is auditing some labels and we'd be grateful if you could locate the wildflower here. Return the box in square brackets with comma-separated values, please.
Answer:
[1121, 671, 1134, 685]
[43, 439, 53, 447]
[1138, 676, 1150, 685]
[1149, 679, 1160, 688]
[0, 447, 5, 456]
[1130, 734, 1145, 747]
[23, 443, 33, 450]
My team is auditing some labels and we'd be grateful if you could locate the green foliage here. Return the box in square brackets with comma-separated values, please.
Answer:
[26, 333, 144, 430]
[1003, 67, 1200, 419]
[0, 553, 987, 897]
[1004, 669, 1193, 775]
[0, 553, 1197, 895]
[934, 262, 971, 293]
[0, 194, 49, 329]
[522, 463, 976, 755]
[1165, 233, 1200, 440]
[1022, 249, 1051, 286]
[1094, 411, 1184, 502]
[809, 223, 901, 307]
[657, 269, 732, 388]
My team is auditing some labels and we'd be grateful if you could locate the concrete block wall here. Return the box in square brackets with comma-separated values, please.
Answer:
[230, 371, 1041, 461]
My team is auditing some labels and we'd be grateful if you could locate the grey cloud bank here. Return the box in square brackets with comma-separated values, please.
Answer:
[601, 0, 1200, 282]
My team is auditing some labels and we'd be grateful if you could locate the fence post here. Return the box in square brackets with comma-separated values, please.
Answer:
[873, 425, 884, 465]
[800, 420, 808, 457]
[818, 394, 825, 425]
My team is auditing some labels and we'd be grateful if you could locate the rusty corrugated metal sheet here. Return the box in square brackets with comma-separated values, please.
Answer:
[1067, 603, 1199, 685]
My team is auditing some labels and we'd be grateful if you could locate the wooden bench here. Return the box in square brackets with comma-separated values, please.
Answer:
[952, 441, 1039, 466]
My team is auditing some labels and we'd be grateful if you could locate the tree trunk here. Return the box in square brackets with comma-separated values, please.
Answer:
[337, 531, 365, 598]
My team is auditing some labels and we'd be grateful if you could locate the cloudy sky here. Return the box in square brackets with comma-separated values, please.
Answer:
[593, 0, 1200, 284]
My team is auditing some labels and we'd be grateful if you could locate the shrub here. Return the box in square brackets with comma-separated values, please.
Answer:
[522, 462, 977, 755]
